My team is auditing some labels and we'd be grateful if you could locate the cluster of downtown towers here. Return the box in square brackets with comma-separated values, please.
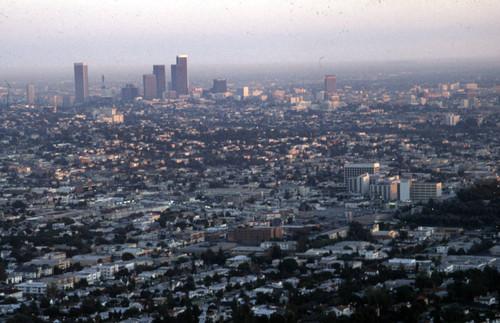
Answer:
[73, 55, 189, 103]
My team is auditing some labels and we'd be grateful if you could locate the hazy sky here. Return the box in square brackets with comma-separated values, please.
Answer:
[1, 0, 500, 78]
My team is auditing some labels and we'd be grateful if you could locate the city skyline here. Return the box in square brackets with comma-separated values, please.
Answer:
[2, 0, 500, 79]
[1, 1, 499, 321]
[0, 2, 499, 317]
[4, 56, 500, 87]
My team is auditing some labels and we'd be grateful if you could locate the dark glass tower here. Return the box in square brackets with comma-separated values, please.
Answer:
[153, 65, 166, 98]
[212, 79, 227, 93]
[324, 75, 337, 93]
[143, 74, 157, 100]
[174, 55, 189, 95]
[121, 84, 140, 101]
[74, 63, 89, 103]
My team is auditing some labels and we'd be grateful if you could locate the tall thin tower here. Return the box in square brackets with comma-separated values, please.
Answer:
[74, 63, 89, 103]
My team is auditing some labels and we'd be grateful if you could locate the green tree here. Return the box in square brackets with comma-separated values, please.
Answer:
[270, 312, 287, 323]
[46, 282, 58, 299]
[12, 200, 27, 210]
[278, 258, 299, 277]
[442, 306, 466, 323]
[348, 221, 373, 241]
[123, 307, 140, 318]
[122, 252, 136, 261]
[39, 297, 50, 309]
[76, 278, 89, 289]
[232, 302, 254, 323]
[80, 298, 98, 315]
[270, 245, 282, 259]
[0, 262, 7, 281]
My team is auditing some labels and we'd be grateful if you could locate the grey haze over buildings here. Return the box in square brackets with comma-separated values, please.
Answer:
[1, 0, 500, 81]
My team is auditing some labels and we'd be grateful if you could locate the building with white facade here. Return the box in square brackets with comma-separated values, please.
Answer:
[399, 179, 412, 202]
[260, 241, 296, 251]
[77, 269, 101, 285]
[93, 263, 119, 280]
[410, 182, 442, 202]
[348, 173, 370, 195]
[344, 163, 380, 184]
[16, 281, 48, 295]
[370, 179, 398, 201]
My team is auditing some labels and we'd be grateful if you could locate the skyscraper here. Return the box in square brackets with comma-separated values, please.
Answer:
[121, 84, 140, 101]
[344, 163, 380, 184]
[170, 64, 177, 92]
[26, 84, 35, 105]
[212, 79, 227, 93]
[237, 87, 249, 98]
[74, 63, 89, 103]
[171, 55, 189, 95]
[143, 74, 157, 100]
[153, 65, 166, 98]
[324, 75, 337, 93]
[410, 182, 442, 202]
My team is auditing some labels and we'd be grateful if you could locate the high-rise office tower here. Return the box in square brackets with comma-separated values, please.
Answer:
[237, 87, 249, 98]
[153, 65, 166, 98]
[212, 79, 227, 93]
[74, 63, 89, 103]
[26, 84, 35, 105]
[410, 182, 442, 202]
[324, 75, 337, 93]
[344, 163, 380, 184]
[171, 55, 189, 95]
[121, 84, 140, 101]
[143, 74, 157, 100]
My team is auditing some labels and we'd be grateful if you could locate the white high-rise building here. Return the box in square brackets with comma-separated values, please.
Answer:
[410, 182, 442, 202]
[344, 163, 380, 184]
[370, 180, 398, 201]
[348, 173, 370, 195]
[399, 179, 411, 202]
[237, 87, 249, 99]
